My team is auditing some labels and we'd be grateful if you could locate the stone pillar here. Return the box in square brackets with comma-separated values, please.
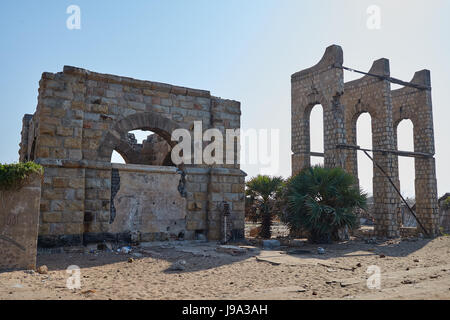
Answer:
[412, 76, 439, 236]
[37, 163, 85, 247]
[33, 70, 87, 247]
[0, 174, 41, 271]
[344, 113, 359, 184]
[367, 60, 400, 238]
[392, 70, 439, 237]
[18, 114, 34, 162]
[323, 95, 347, 169]
[415, 156, 439, 236]
[207, 168, 245, 241]
[184, 167, 209, 240]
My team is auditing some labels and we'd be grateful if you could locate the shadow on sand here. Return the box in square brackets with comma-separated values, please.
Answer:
[27, 235, 436, 276]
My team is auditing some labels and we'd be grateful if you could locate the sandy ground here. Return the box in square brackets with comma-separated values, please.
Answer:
[1, 235, 449, 300]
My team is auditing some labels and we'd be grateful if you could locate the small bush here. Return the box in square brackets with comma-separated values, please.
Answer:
[0, 162, 43, 191]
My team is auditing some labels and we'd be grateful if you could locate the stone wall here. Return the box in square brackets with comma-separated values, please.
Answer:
[291, 45, 440, 238]
[108, 164, 187, 242]
[19, 66, 245, 247]
[438, 193, 450, 233]
[0, 174, 41, 271]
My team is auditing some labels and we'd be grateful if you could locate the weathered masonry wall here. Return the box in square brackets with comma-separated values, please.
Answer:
[391, 71, 439, 236]
[438, 193, 450, 233]
[19, 66, 245, 247]
[108, 164, 187, 242]
[291, 45, 439, 238]
[0, 175, 41, 271]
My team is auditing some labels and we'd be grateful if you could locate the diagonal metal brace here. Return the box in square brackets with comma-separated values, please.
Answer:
[336, 144, 430, 236]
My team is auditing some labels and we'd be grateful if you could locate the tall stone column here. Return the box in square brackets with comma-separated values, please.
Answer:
[291, 45, 344, 175]
[412, 73, 439, 236]
[367, 60, 400, 238]
[342, 58, 400, 238]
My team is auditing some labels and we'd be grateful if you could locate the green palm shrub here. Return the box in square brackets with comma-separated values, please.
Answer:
[246, 175, 284, 239]
[285, 166, 367, 243]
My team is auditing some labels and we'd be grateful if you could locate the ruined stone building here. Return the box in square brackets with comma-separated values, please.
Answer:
[291, 45, 439, 238]
[19, 66, 246, 247]
[16, 45, 442, 247]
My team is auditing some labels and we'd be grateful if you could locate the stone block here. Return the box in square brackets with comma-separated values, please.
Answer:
[56, 127, 73, 137]
[186, 220, 205, 230]
[53, 177, 68, 188]
[64, 223, 83, 235]
[231, 183, 245, 193]
[187, 201, 202, 211]
[64, 137, 81, 149]
[42, 212, 62, 223]
[39, 135, 61, 148]
[194, 192, 207, 201]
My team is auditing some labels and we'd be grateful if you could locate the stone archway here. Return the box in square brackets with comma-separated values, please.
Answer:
[98, 111, 189, 163]
[292, 45, 439, 237]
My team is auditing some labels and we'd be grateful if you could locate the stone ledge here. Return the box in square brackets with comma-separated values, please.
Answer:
[35, 158, 180, 175]
[36, 158, 110, 170]
[211, 168, 247, 177]
[184, 167, 247, 177]
[35, 158, 247, 178]
[112, 163, 178, 174]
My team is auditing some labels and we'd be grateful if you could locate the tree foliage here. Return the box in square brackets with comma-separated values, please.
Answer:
[245, 175, 284, 239]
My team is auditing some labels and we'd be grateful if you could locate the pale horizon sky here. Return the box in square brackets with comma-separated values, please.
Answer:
[1, 0, 449, 199]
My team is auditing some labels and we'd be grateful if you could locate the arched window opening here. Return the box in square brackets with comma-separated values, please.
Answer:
[397, 119, 416, 227]
[397, 120, 415, 197]
[310, 104, 324, 166]
[110, 129, 174, 166]
[356, 113, 373, 196]
[111, 150, 126, 164]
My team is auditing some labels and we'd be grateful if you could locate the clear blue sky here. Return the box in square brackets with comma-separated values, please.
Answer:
[1, 0, 449, 198]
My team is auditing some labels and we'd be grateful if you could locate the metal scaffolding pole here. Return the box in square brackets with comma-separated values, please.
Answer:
[334, 65, 432, 91]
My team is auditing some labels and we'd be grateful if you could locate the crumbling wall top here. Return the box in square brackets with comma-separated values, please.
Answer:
[291, 45, 343, 82]
[48, 65, 213, 98]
